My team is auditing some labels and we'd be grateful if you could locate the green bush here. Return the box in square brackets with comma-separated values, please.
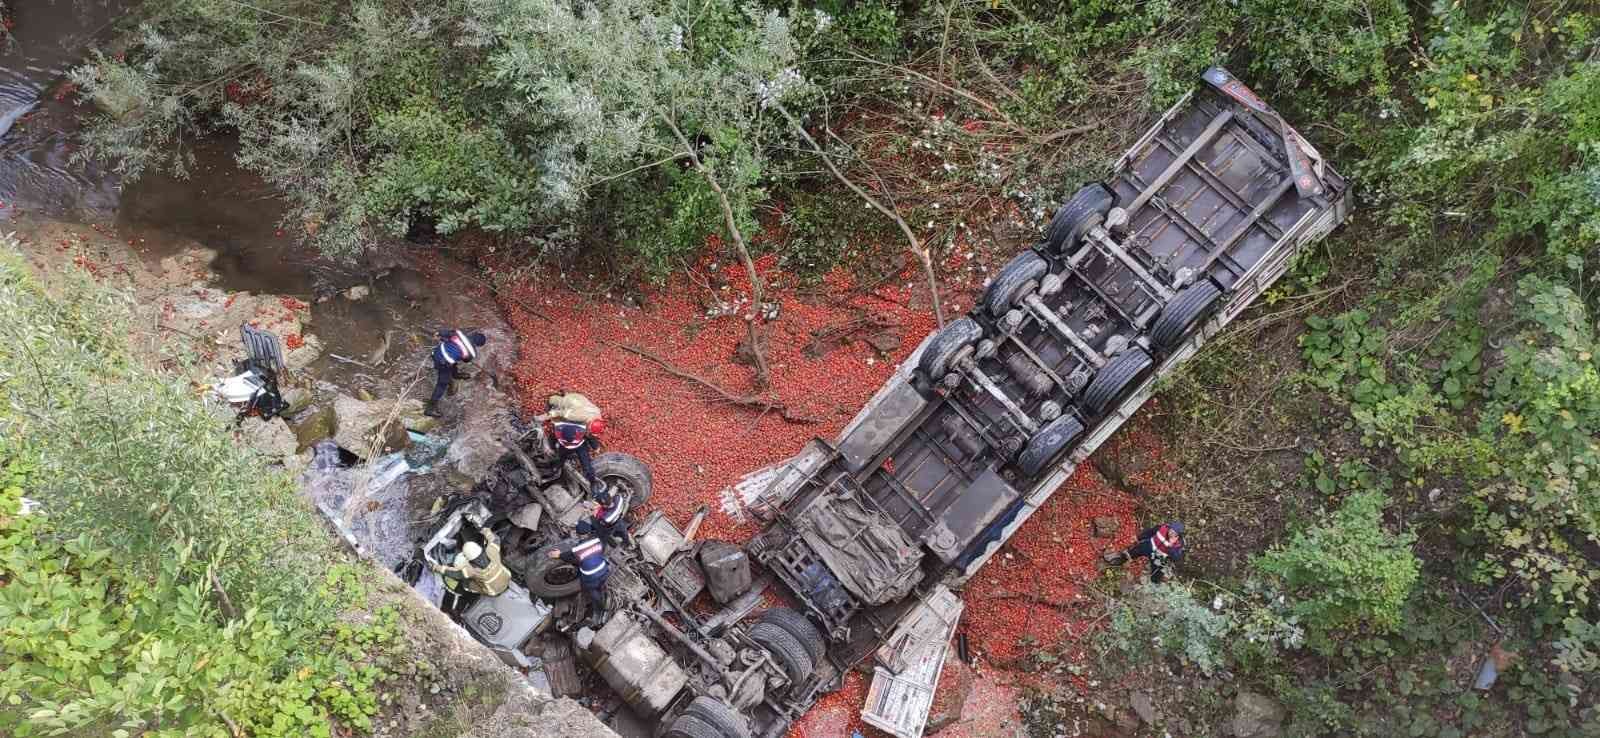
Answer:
[0, 244, 400, 735]
[1105, 580, 1233, 676]
[1254, 491, 1420, 650]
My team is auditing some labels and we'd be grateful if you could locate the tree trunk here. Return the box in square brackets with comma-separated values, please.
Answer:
[771, 100, 946, 328]
[659, 112, 772, 389]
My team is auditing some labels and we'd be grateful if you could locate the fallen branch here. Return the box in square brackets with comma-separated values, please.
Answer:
[803, 313, 900, 357]
[620, 344, 817, 425]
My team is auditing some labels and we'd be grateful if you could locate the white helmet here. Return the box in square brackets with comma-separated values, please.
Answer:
[462, 542, 484, 560]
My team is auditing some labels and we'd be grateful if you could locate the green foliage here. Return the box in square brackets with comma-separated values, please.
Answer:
[1105, 580, 1233, 676]
[71, 0, 802, 268]
[363, 97, 537, 237]
[775, 187, 899, 278]
[1471, 277, 1600, 672]
[1254, 491, 1421, 650]
[0, 243, 400, 735]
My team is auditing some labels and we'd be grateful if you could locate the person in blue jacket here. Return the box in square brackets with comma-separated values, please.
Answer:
[1103, 521, 1185, 583]
[425, 329, 487, 417]
[551, 522, 611, 628]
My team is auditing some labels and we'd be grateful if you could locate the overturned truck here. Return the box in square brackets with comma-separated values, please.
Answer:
[412, 67, 1351, 738]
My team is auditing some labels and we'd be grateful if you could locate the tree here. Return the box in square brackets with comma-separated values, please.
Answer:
[464, 0, 805, 385]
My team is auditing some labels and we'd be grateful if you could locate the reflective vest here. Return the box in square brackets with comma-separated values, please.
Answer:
[595, 500, 624, 528]
[446, 544, 511, 596]
[435, 330, 477, 365]
[553, 420, 589, 449]
[1151, 525, 1182, 560]
[563, 537, 609, 587]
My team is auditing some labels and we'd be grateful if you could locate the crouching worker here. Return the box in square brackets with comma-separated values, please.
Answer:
[1102, 521, 1185, 583]
[590, 488, 633, 549]
[551, 523, 611, 628]
[432, 527, 512, 596]
[426, 329, 488, 418]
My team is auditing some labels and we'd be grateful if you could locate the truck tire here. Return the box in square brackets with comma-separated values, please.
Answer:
[1045, 184, 1115, 254]
[685, 696, 751, 738]
[1016, 414, 1085, 479]
[757, 607, 827, 665]
[593, 451, 652, 506]
[917, 317, 983, 381]
[1081, 347, 1153, 417]
[981, 250, 1049, 317]
[664, 714, 724, 738]
[523, 548, 583, 599]
[749, 621, 816, 684]
[1150, 280, 1222, 352]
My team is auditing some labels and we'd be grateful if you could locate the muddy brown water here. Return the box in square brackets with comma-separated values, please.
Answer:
[0, 0, 130, 216]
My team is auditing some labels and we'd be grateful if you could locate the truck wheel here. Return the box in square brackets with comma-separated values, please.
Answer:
[1016, 414, 1084, 479]
[981, 250, 1049, 317]
[1081, 347, 1153, 417]
[1045, 184, 1115, 254]
[1150, 280, 1222, 352]
[664, 713, 724, 738]
[523, 549, 583, 599]
[685, 696, 751, 738]
[749, 621, 816, 684]
[757, 607, 827, 665]
[593, 451, 652, 506]
[917, 317, 983, 381]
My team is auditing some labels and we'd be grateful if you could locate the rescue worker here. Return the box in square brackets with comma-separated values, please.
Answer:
[1102, 521, 1185, 583]
[425, 329, 488, 418]
[550, 522, 611, 628]
[431, 527, 512, 596]
[533, 391, 605, 497]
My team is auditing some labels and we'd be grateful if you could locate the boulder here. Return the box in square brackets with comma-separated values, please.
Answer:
[285, 333, 323, 372]
[345, 284, 370, 301]
[865, 330, 902, 353]
[333, 394, 428, 458]
[1129, 690, 1156, 725]
[443, 400, 513, 481]
[925, 659, 974, 734]
[290, 405, 337, 451]
[1093, 445, 1153, 497]
[1231, 691, 1285, 738]
[241, 416, 297, 462]
[281, 386, 314, 417]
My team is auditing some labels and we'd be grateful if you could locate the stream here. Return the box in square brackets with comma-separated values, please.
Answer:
[2, 1, 513, 570]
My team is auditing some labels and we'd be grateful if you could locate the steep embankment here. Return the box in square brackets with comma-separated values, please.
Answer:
[1, 221, 615, 738]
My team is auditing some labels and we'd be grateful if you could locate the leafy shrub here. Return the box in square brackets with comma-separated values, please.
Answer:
[0, 244, 400, 735]
[1105, 580, 1233, 676]
[1254, 491, 1420, 650]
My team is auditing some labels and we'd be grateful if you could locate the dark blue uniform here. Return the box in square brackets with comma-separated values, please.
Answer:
[1123, 523, 1185, 583]
[558, 532, 610, 625]
[553, 419, 600, 493]
[431, 330, 480, 404]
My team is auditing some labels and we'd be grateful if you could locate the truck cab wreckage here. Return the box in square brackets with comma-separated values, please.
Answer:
[404, 67, 1351, 738]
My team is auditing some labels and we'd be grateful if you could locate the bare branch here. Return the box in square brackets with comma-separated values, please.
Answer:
[771, 99, 947, 327]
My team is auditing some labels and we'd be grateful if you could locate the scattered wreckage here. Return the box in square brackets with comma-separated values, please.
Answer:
[405, 67, 1351, 738]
